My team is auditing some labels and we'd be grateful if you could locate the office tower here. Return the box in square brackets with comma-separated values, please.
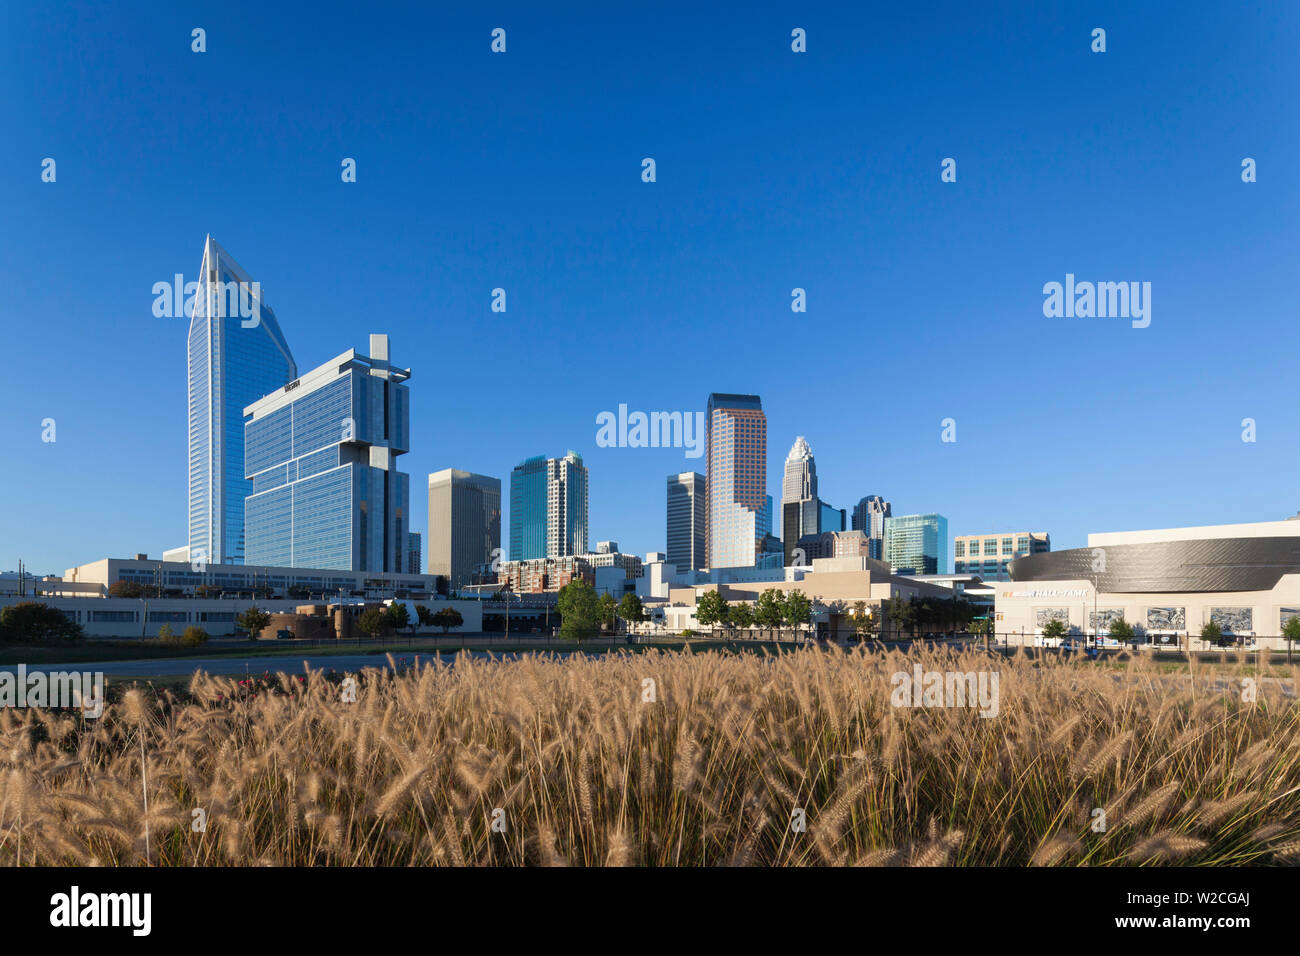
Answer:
[187, 236, 296, 565]
[780, 437, 844, 564]
[595, 541, 618, 554]
[510, 452, 588, 560]
[666, 472, 706, 571]
[954, 531, 1050, 581]
[406, 532, 422, 575]
[428, 469, 502, 590]
[705, 393, 767, 569]
[852, 495, 892, 560]
[884, 513, 949, 575]
[243, 334, 410, 571]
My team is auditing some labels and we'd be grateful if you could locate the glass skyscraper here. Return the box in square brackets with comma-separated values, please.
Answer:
[852, 495, 892, 561]
[187, 236, 296, 565]
[884, 513, 949, 575]
[705, 393, 767, 569]
[509, 452, 588, 561]
[666, 472, 706, 571]
[243, 334, 410, 571]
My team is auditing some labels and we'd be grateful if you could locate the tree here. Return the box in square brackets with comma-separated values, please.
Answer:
[0, 602, 83, 644]
[617, 593, 644, 629]
[157, 624, 175, 642]
[970, 618, 992, 647]
[783, 590, 812, 634]
[108, 580, 148, 598]
[557, 579, 600, 642]
[851, 601, 877, 640]
[755, 589, 786, 629]
[694, 590, 729, 629]
[416, 605, 436, 632]
[1042, 618, 1067, 642]
[358, 607, 389, 640]
[598, 592, 619, 632]
[386, 602, 410, 633]
[886, 595, 915, 639]
[181, 625, 209, 646]
[432, 607, 464, 633]
[1108, 617, 1135, 644]
[236, 606, 272, 638]
[729, 602, 754, 629]
[1284, 615, 1300, 662]
[1200, 620, 1225, 648]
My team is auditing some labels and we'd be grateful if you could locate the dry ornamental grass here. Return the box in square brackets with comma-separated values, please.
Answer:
[1, 644, 1298, 866]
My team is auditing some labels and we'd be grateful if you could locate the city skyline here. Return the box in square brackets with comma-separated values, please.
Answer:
[5, 2, 1298, 574]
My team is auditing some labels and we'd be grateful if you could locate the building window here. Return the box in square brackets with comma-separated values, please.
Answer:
[955, 541, 965, 557]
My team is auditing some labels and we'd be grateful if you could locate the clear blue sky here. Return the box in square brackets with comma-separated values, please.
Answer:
[2, 0, 1297, 574]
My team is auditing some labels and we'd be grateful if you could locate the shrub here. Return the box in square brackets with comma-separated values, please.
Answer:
[0, 602, 84, 644]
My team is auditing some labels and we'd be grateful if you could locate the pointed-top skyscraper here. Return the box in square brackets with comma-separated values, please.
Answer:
[187, 236, 296, 565]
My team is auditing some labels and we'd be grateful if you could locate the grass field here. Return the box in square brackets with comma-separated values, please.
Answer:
[2, 643, 1298, 866]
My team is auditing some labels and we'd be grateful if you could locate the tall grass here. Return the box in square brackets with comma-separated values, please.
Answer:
[1, 644, 1298, 866]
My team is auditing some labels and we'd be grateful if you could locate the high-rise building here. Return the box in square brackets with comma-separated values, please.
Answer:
[852, 495, 892, 560]
[187, 236, 296, 565]
[884, 513, 948, 575]
[428, 469, 502, 590]
[705, 394, 768, 569]
[509, 452, 588, 560]
[406, 532, 422, 575]
[666, 472, 706, 571]
[243, 334, 409, 571]
[780, 437, 844, 564]
[955, 531, 1050, 581]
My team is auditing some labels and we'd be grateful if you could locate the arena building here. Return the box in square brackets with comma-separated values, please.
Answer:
[996, 517, 1300, 649]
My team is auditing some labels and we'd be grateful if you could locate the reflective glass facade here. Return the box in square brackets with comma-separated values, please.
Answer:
[188, 237, 296, 565]
[243, 340, 410, 572]
[884, 513, 949, 575]
[509, 453, 588, 561]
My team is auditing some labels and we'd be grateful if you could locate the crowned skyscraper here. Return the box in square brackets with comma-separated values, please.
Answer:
[187, 236, 296, 565]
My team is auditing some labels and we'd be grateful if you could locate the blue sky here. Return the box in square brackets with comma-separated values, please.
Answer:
[2, 0, 1297, 574]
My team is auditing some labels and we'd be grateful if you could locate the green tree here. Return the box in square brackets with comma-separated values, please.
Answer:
[729, 602, 754, 629]
[970, 618, 992, 646]
[694, 589, 729, 629]
[157, 624, 176, 642]
[886, 595, 915, 639]
[416, 605, 436, 632]
[432, 607, 464, 633]
[1200, 620, 1225, 648]
[236, 606, 272, 638]
[1108, 617, 1135, 643]
[617, 593, 644, 628]
[386, 602, 410, 633]
[598, 592, 619, 632]
[755, 589, 786, 629]
[358, 607, 389, 639]
[783, 590, 812, 630]
[557, 578, 600, 642]
[851, 601, 877, 639]
[108, 580, 148, 598]
[1284, 615, 1300, 662]
[1042, 618, 1067, 641]
[0, 602, 84, 644]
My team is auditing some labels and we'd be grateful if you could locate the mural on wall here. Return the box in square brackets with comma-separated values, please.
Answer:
[1210, 607, 1253, 634]
[1281, 608, 1300, 630]
[1035, 607, 1070, 628]
[1147, 606, 1186, 630]
[1089, 608, 1125, 632]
